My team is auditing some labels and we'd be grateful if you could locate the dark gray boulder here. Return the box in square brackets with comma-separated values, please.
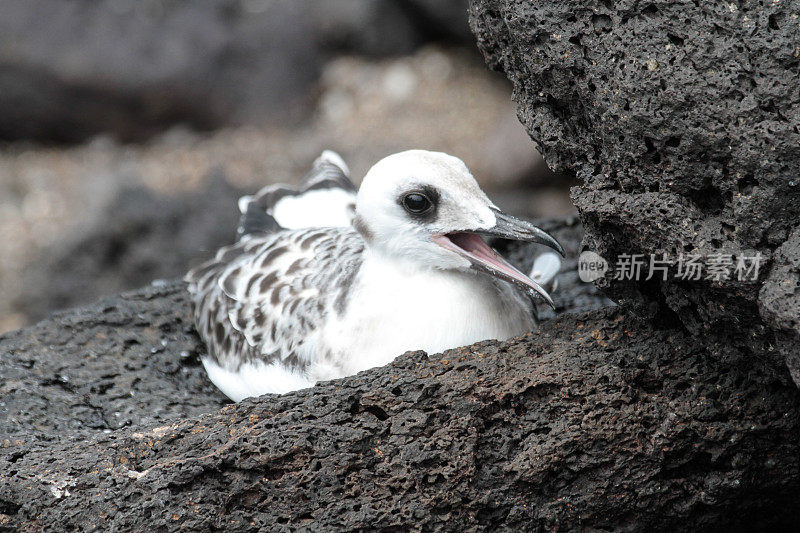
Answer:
[0, 0, 473, 143]
[2, 218, 799, 531]
[16, 175, 243, 324]
[0, 281, 229, 443]
[1, 285, 798, 531]
[0, 0, 320, 141]
[469, 0, 800, 382]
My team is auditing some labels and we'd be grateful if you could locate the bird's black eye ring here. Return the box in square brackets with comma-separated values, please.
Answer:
[402, 192, 432, 215]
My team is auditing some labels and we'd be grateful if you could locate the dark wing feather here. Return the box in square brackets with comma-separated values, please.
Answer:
[236, 200, 282, 240]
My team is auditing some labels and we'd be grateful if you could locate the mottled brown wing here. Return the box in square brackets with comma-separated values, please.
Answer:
[185, 227, 364, 373]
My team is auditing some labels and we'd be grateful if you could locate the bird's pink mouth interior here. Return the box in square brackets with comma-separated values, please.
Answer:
[431, 232, 553, 306]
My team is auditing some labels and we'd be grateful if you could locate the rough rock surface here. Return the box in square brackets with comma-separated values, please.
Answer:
[2, 296, 799, 530]
[470, 0, 800, 381]
[0, 0, 472, 142]
[760, 228, 800, 383]
[0, 282, 229, 443]
[2, 218, 798, 530]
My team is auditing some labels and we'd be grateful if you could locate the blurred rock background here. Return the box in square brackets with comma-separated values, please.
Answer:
[0, 0, 574, 333]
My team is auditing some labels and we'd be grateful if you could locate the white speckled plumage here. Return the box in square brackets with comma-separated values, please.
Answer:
[186, 150, 562, 401]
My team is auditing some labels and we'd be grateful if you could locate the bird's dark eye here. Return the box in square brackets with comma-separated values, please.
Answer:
[402, 193, 432, 214]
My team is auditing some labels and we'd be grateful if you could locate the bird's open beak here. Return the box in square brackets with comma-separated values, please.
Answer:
[431, 209, 564, 309]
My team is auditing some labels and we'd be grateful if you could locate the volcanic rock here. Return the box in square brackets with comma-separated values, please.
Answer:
[469, 0, 800, 383]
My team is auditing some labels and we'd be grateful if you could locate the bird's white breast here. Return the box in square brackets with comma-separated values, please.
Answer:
[312, 251, 535, 381]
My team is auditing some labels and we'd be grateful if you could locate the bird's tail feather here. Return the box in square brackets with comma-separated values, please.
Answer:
[235, 150, 356, 237]
[300, 150, 353, 190]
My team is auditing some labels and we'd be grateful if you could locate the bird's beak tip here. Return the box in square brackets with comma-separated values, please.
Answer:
[487, 208, 565, 257]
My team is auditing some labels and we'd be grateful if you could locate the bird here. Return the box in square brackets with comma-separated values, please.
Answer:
[186, 149, 564, 401]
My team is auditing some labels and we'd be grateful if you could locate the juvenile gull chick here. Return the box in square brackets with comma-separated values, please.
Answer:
[186, 150, 563, 401]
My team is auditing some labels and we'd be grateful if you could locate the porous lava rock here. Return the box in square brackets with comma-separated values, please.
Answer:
[470, 0, 800, 382]
[1, 291, 799, 531]
[2, 216, 799, 531]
